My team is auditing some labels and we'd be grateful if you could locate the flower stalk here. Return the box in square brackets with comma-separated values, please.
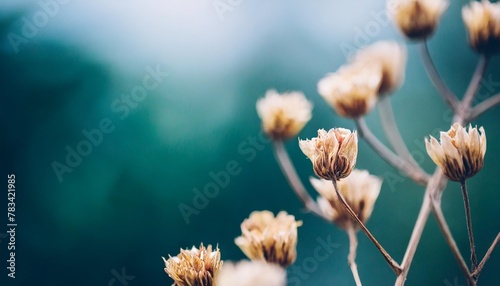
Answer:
[461, 181, 478, 272]
[430, 190, 475, 286]
[272, 140, 327, 220]
[377, 96, 423, 172]
[347, 223, 362, 286]
[332, 179, 402, 275]
[355, 118, 429, 185]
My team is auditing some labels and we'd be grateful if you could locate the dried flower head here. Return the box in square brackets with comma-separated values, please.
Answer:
[256, 89, 313, 140]
[462, 0, 500, 55]
[317, 62, 382, 118]
[351, 41, 407, 95]
[310, 170, 382, 229]
[425, 123, 487, 182]
[216, 260, 286, 286]
[299, 128, 358, 180]
[235, 211, 302, 268]
[389, 0, 449, 39]
[163, 244, 222, 286]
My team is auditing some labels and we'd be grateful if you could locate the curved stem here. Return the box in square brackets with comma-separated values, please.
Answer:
[430, 193, 475, 286]
[462, 56, 489, 117]
[473, 232, 500, 278]
[355, 118, 429, 185]
[272, 140, 327, 220]
[468, 93, 500, 122]
[332, 180, 402, 275]
[461, 181, 478, 272]
[347, 224, 362, 286]
[420, 41, 459, 111]
[378, 96, 423, 171]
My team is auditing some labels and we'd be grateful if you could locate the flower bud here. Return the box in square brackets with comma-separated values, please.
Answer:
[299, 128, 358, 180]
[256, 89, 313, 140]
[425, 123, 487, 182]
[351, 41, 407, 95]
[216, 260, 286, 286]
[163, 244, 222, 286]
[235, 211, 301, 268]
[389, 0, 449, 40]
[462, 0, 500, 55]
[310, 170, 382, 229]
[317, 62, 382, 118]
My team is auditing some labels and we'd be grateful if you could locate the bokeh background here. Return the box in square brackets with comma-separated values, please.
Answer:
[1, 0, 499, 285]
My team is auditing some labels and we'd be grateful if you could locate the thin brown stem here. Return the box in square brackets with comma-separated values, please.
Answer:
[420, 41, 459, 111]
[395, 51, 479, 286]
[462, 56, 489, 117]
[378, 96, 424, 172]
[355, 118, 429, 185]
[272, 140, 327, 220]
[395, 169, 446, 286]
[468, 93, 500, 122]
[395, 83, 476, 285]
[461, 181, 478, 271]
[431, 193, 475, 286]
[473, 232, 500, 278]
[347, 224, 362, 286]
[332, 180, 402, 275]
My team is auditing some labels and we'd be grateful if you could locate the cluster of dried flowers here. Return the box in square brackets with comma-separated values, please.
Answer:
[163, 0, 499, 285]
[163, 211, 299, 286]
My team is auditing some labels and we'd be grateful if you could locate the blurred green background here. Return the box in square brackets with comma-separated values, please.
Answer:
[1, 0, 499, 285]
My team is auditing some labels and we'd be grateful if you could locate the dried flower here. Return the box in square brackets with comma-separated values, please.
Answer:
[163, 244, 222, 286]
[425, 123, 487, 182]
[462, 0, 500, 55]
[235, 211, 302, 268]
[389, 0, 449, 40]
[310, 169, 382, 229]
[317, 62, 382, 118]
[256, 89, 313, 140]
[299, 128, 358, 180]
[216, 260, 286, 286]
[351, 41, 407, 95]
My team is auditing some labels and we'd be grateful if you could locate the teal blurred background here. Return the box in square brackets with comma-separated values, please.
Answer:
[1, 0, 499, 285]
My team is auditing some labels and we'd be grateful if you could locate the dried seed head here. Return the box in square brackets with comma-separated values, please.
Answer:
[163, 244, 222, 286]
[389, 0, 449, 40]
[310, 169, 382, 229]
[317, 62, 382, 118]
[462, 0, 500, 55]
[235, 211, 302, 268]
[256, 89, 313, 140]
[350, 41, 407, 95]
[425, 123, 487, 182]
[299, 128, 358, 180]
[216, 260, 286, 286]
